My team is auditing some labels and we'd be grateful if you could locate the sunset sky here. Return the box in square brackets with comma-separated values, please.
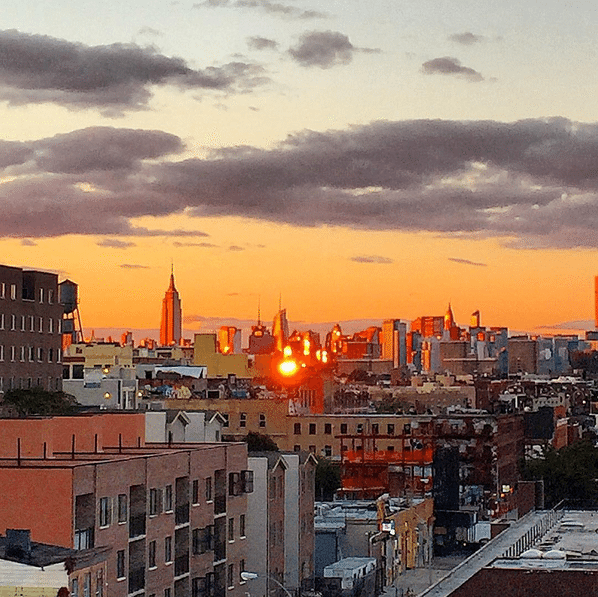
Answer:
[2, 0, 598, 340]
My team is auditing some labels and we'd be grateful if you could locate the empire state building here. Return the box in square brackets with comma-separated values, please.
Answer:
[160, 268, 182, 346]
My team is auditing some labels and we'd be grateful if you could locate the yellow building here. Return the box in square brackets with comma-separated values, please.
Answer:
[64, 342, 134, 368]
[193, 333, 254, 377]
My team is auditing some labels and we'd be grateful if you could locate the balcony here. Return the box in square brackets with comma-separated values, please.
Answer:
[128, 567, 145, 594]
[129, 514, 146, 539]
[175, 554, 189, 577]
[175, 503, 189, 526]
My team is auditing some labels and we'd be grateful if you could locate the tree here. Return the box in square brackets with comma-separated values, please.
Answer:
[315, 457, 341, 501]
[243, 431, 279, 452]
[1, 388, 78, 417]
[521, 439, 598, 508]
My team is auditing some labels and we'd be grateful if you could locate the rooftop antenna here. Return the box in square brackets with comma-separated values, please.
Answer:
[257, 295, 261, 326]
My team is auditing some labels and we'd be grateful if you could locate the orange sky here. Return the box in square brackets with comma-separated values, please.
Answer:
[3, 2, 598, 337]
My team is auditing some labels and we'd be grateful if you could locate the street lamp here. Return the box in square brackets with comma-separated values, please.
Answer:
[241, 572, 293, 597]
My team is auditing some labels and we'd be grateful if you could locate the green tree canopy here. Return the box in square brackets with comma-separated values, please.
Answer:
[521, 439, 598, 508]
[1, 388, 78, 417]
[243, 431, 279, 452]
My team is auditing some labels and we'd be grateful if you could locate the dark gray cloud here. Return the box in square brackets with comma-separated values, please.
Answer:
[248, 36, 279, 51]
[421, 57, 483, 81]
[120, 263, 150, 269]
[448, 32, 484, 46]
[34, 127, 184, 174]
[196, 0, 327, 19]
[97, 239, 137, 248]
[228, 245, 245, 251]
[448, 257, 487, 267]
[8, 118, 598, 248]
[0, 29, 267, 113]
[288, 31, 359, 68]
[350, 255, 394, 264]
[20, 239, 36, 246]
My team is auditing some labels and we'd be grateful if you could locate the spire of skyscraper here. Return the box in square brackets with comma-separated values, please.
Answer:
[160, 265, 182, 346]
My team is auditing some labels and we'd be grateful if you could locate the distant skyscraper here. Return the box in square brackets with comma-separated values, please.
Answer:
[272, 307, 289, 353]
[160, 267, 182, 346]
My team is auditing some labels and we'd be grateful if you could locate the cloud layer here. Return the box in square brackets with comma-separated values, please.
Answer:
[5, 118, 598, 248]
[0, 29, 266, 113]
[196, 0, 327, 19]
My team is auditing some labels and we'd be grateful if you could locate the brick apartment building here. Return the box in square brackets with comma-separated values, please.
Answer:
[0, 413, 252, 597]
[0, 264, 64, 393]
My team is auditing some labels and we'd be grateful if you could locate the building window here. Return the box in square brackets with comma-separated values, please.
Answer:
[356, 424, 363, 434]
[164, 484, 173, 512]
[165, 589, 171, 597]
[37, 347, 43, 362]
[240, 514, 246, 538]
[270, 477, 276, 500]
[20, 315, 26, 331]
[10, 346, 15, 362]
[48, 289, 54, 304]
[38, 317, 43, 333]
[372, 423, 379, 435]
[308, 445, 316, 453]
[309, 423, 316, 435]
[340, 423, 347, 434]
[165, 536, 172, 563]
[29, 315, 34, 331]
[0, 313, 4, 329]
[240, 559, 246, 580]
[0, 345, 4, 362]
[95, 569, 103, 597]
[39, 288, 44, 303]
[118, 494, 127, 523]
[324, 445, 332, 457]
[72, 578, 79, 597]
[0, 282, 4, 298]
[294, 445, 300, 452]
[28, 346, 34, 362]
[10, 284, 16, 300]
[49, 318, 54, 333]
[205, 477, 213, 502]
[259, 413, 266, 428]
[387, 424, 395, 435]
[116, 550, 125, 579]
[99, 497, 111, 527]
[10, 314, 16, 330]
[19, 346, 25, 362]
[324, 423, 332, 435]
[294, 423, 301, 435]
[192, 479, 199, 505]
[221, 413, 229, 427]
[149, 540, 157, 568]
[227, 563, 234, 589]
[149, 488, 161, 516]
[228, 517, 234, 542]
[83, 573, 91, 597]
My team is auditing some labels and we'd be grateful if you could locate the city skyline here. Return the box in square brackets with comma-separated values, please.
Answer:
[2, 1, 598, 333]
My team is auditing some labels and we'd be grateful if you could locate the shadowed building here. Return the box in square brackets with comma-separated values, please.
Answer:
[160, 267, 182, 346]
